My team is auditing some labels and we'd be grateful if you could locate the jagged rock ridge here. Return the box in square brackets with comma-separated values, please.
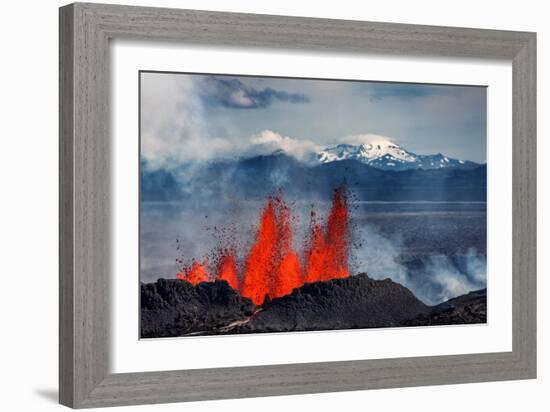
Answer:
[141, 274, 486, 338]
[140, 279, 255, 338]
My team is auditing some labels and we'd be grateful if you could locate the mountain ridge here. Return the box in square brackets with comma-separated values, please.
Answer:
[317, 140, 481, 171]
[141, 151, 487, 202]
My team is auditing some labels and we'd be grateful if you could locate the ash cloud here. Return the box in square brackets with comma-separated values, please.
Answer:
[200, 76, 310, 109]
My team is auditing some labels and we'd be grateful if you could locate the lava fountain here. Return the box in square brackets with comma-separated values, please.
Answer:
[176, 260, 208, 285]
[176, 186, 350, 305]
[216, 252, 240, 291]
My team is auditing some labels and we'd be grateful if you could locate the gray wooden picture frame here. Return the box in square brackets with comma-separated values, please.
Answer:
[59, 2, 536, 408]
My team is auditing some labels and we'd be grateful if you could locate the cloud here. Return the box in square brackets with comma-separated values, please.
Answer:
[200, 76, 310, 109]
[248, 130, 320, 162]
[339, 133, 396, 146]
[364, 83, 445, 101]
[140, 73, 317, 169]
[140, 73, 235, 169]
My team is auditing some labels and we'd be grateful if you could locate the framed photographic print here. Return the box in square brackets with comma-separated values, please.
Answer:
[59, 2, 536, 408]
[138, 71, 489, 338]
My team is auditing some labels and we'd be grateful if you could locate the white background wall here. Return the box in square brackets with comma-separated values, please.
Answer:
[0, 0, 546, 411]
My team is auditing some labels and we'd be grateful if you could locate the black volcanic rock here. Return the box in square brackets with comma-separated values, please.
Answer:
[400, 288, 487, 326]
[140, 279, 255, 338]
[140, 275, 487, 338]
[231, 274, 431, 333]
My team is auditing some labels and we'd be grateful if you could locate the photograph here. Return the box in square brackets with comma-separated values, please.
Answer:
[139, 72, 488, 338]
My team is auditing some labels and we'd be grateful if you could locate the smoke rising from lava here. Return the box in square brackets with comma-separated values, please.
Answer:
[352, 225, 486, 305]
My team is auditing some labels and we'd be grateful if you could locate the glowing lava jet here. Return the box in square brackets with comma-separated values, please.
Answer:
[176, 187, 350, 306]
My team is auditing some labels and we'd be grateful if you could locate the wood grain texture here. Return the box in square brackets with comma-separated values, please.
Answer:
[59, 4, 75, 406]
[59, 2, 537, 408]
[512, 35, 537, 374]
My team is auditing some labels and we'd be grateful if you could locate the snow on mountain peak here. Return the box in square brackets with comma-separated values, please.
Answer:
[316, 135, 478, 171]
[318, 138, 417, 164]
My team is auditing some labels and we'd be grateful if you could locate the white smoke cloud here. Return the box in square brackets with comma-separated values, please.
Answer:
[140, 75, 413, 169]
[140, 73, 234, 169]
[424, 251, 486, 303]
[141, 74, 317, 170]
[247, 130, 321, 162]
[353, 226, 408, 285]
[353, 225, 486, 305]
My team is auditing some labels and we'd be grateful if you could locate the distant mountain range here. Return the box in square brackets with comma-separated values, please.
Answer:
[141, 141, 487, 202]
[317, 140, 481, 171]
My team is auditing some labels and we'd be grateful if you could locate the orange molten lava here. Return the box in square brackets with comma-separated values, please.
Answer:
[273, 251, 303, 298]
[323, 187, 350, 279]
[304, 216, 327, 283]
[178, 260, 208, 285]
[269, 196, 304, 299]
[304, 187, 350, 282]
[216, 253, 240, 291]
[240, 199, 278, 305]
[176, 186, 350, 306]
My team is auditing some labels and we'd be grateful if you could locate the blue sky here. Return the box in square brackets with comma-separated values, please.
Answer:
[140, 71, 487, 168]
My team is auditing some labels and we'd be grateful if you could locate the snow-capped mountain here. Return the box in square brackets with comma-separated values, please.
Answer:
[317, 140, 480, 171]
